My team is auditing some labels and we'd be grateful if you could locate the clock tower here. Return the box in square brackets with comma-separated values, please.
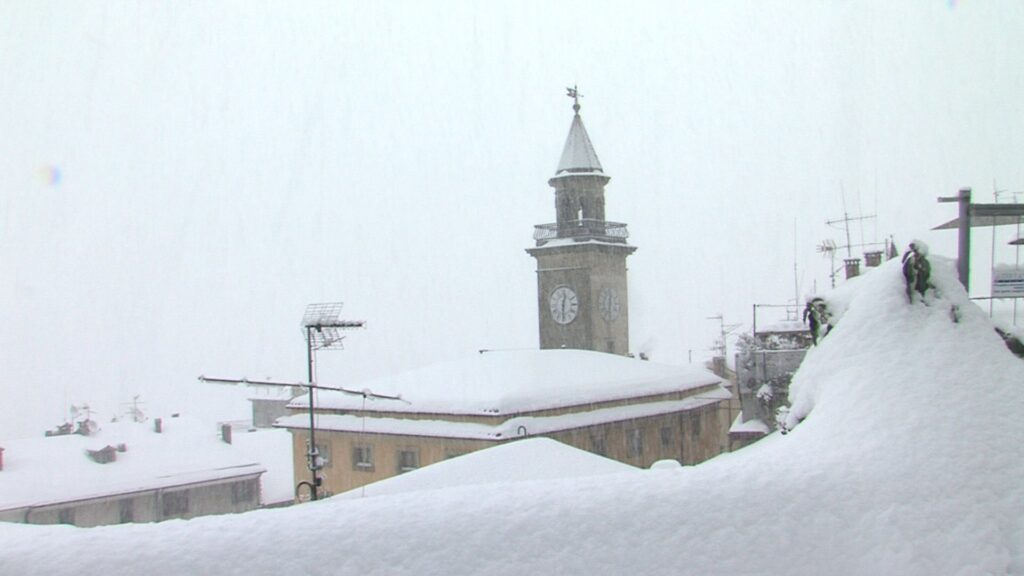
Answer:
[527, 90, 636, 355]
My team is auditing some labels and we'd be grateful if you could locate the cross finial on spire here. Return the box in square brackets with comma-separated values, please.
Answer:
[566, 85, 582, 114]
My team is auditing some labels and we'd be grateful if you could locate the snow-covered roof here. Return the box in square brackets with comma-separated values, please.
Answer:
[0, 418, 266, 511]
[278, 390, 731, 439]
[287, 349, 722, 416]
[337, 438, 636, 499]
[555, 112, 604, 175]
[8, 257, 1024, 575]
[728, 414, 769, 436]
[755, 320, 809, 334]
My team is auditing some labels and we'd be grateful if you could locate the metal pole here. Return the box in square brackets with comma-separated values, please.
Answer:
[958, 188, 972, 291]
[306, 326, 318, 501]
[991, 211, 996, 317]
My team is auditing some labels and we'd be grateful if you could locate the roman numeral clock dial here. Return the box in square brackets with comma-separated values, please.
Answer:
[549, 286, 579, 325]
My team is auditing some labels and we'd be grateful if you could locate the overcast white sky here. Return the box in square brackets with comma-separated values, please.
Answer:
[2, 1, 1023, 438]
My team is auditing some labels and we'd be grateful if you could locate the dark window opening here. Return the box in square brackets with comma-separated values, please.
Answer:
[626, 428, 644, 457]
[162, 491, 189, 517]
[353, 445, 375, 472]
[397, 449, 420, 473]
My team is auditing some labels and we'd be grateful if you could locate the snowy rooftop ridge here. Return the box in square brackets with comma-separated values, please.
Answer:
[286, 349, 722, 416]
[336, 438, 637, 500]
[555, 112, 604, 175]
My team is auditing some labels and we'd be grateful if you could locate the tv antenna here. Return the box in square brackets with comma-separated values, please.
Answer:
[816, 239, 839, 289]
[198, 302, 391, 503]
[826, 184, 884, 255]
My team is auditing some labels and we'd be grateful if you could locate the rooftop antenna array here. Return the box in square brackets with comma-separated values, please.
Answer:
[198, 301, 401, 503]
[823, 184, 885, 288]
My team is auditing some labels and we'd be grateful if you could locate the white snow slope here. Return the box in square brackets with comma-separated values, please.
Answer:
[2, 256, 1022, 575]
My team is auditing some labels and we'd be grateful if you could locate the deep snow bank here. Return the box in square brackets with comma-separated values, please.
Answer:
[1, 256, 1022, 575]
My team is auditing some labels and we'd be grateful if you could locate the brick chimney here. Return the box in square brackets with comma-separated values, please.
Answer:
[864, 251, 883, 268]
[844, 258, 861, 279]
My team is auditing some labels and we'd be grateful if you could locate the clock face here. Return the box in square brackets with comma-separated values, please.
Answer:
[549, 286, 579, 325]
[598, 286, 621, 322]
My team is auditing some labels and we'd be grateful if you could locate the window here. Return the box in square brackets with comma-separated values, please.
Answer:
[397, 449, 420, 473]
[353, 445, 374, 471]
[162, 491, 189, 517]
[57, 508, 75, 525]
[626, 428, 644, 458]
[590, 434, 607, 456]
[232, 479, 256, 504]
[660, 426, 674, 448]
[119, 499, 134, 524]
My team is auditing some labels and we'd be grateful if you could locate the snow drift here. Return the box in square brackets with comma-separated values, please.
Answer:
[1, 256, 1022, 575]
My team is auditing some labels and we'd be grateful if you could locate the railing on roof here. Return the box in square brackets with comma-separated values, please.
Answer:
[533, 219, 630, 244]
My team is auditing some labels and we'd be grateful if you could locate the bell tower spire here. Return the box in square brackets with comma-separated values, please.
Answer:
[526, 90, 637, 355]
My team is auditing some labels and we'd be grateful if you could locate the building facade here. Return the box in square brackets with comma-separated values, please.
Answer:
[279, 350, 730, 496]
[0, 419, 265, 527]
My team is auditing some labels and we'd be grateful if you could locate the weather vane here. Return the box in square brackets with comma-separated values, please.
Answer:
[566, 85, 583, 113]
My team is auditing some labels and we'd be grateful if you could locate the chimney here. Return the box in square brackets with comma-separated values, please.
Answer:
[844, 258, 861, 280]
[220, 423, 233, 444]
[0, 447, 4, 471]
[154, 418, 162, 433]
[864, 251, 883, 268]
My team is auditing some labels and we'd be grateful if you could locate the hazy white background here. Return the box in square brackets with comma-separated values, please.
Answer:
[2, 1, 1022, 438]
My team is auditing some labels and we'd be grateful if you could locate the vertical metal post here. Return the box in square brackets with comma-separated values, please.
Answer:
[306, 326, 318, 501]
[958, 188, 972, 291]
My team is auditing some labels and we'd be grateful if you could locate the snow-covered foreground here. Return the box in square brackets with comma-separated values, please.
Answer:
[2, 256, 1022, 575]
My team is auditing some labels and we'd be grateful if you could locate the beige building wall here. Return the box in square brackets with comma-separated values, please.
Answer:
[290, 400, 729, 497]
[0, 475, 262, 527]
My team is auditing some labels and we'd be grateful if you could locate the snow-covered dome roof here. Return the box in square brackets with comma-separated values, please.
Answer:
[290, 349, 720, 416]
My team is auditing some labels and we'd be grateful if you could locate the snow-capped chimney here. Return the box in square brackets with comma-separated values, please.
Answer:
[220, 423, 232, 445]
[154, 418, 162, 433]
[844, 258, 861, 279]
[864, 251, 883, 268]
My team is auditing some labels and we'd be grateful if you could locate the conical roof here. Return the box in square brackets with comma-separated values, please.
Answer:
[555, 112, 603, 175]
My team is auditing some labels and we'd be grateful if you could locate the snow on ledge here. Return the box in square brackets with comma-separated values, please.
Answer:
[278, 388, 731, 440]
